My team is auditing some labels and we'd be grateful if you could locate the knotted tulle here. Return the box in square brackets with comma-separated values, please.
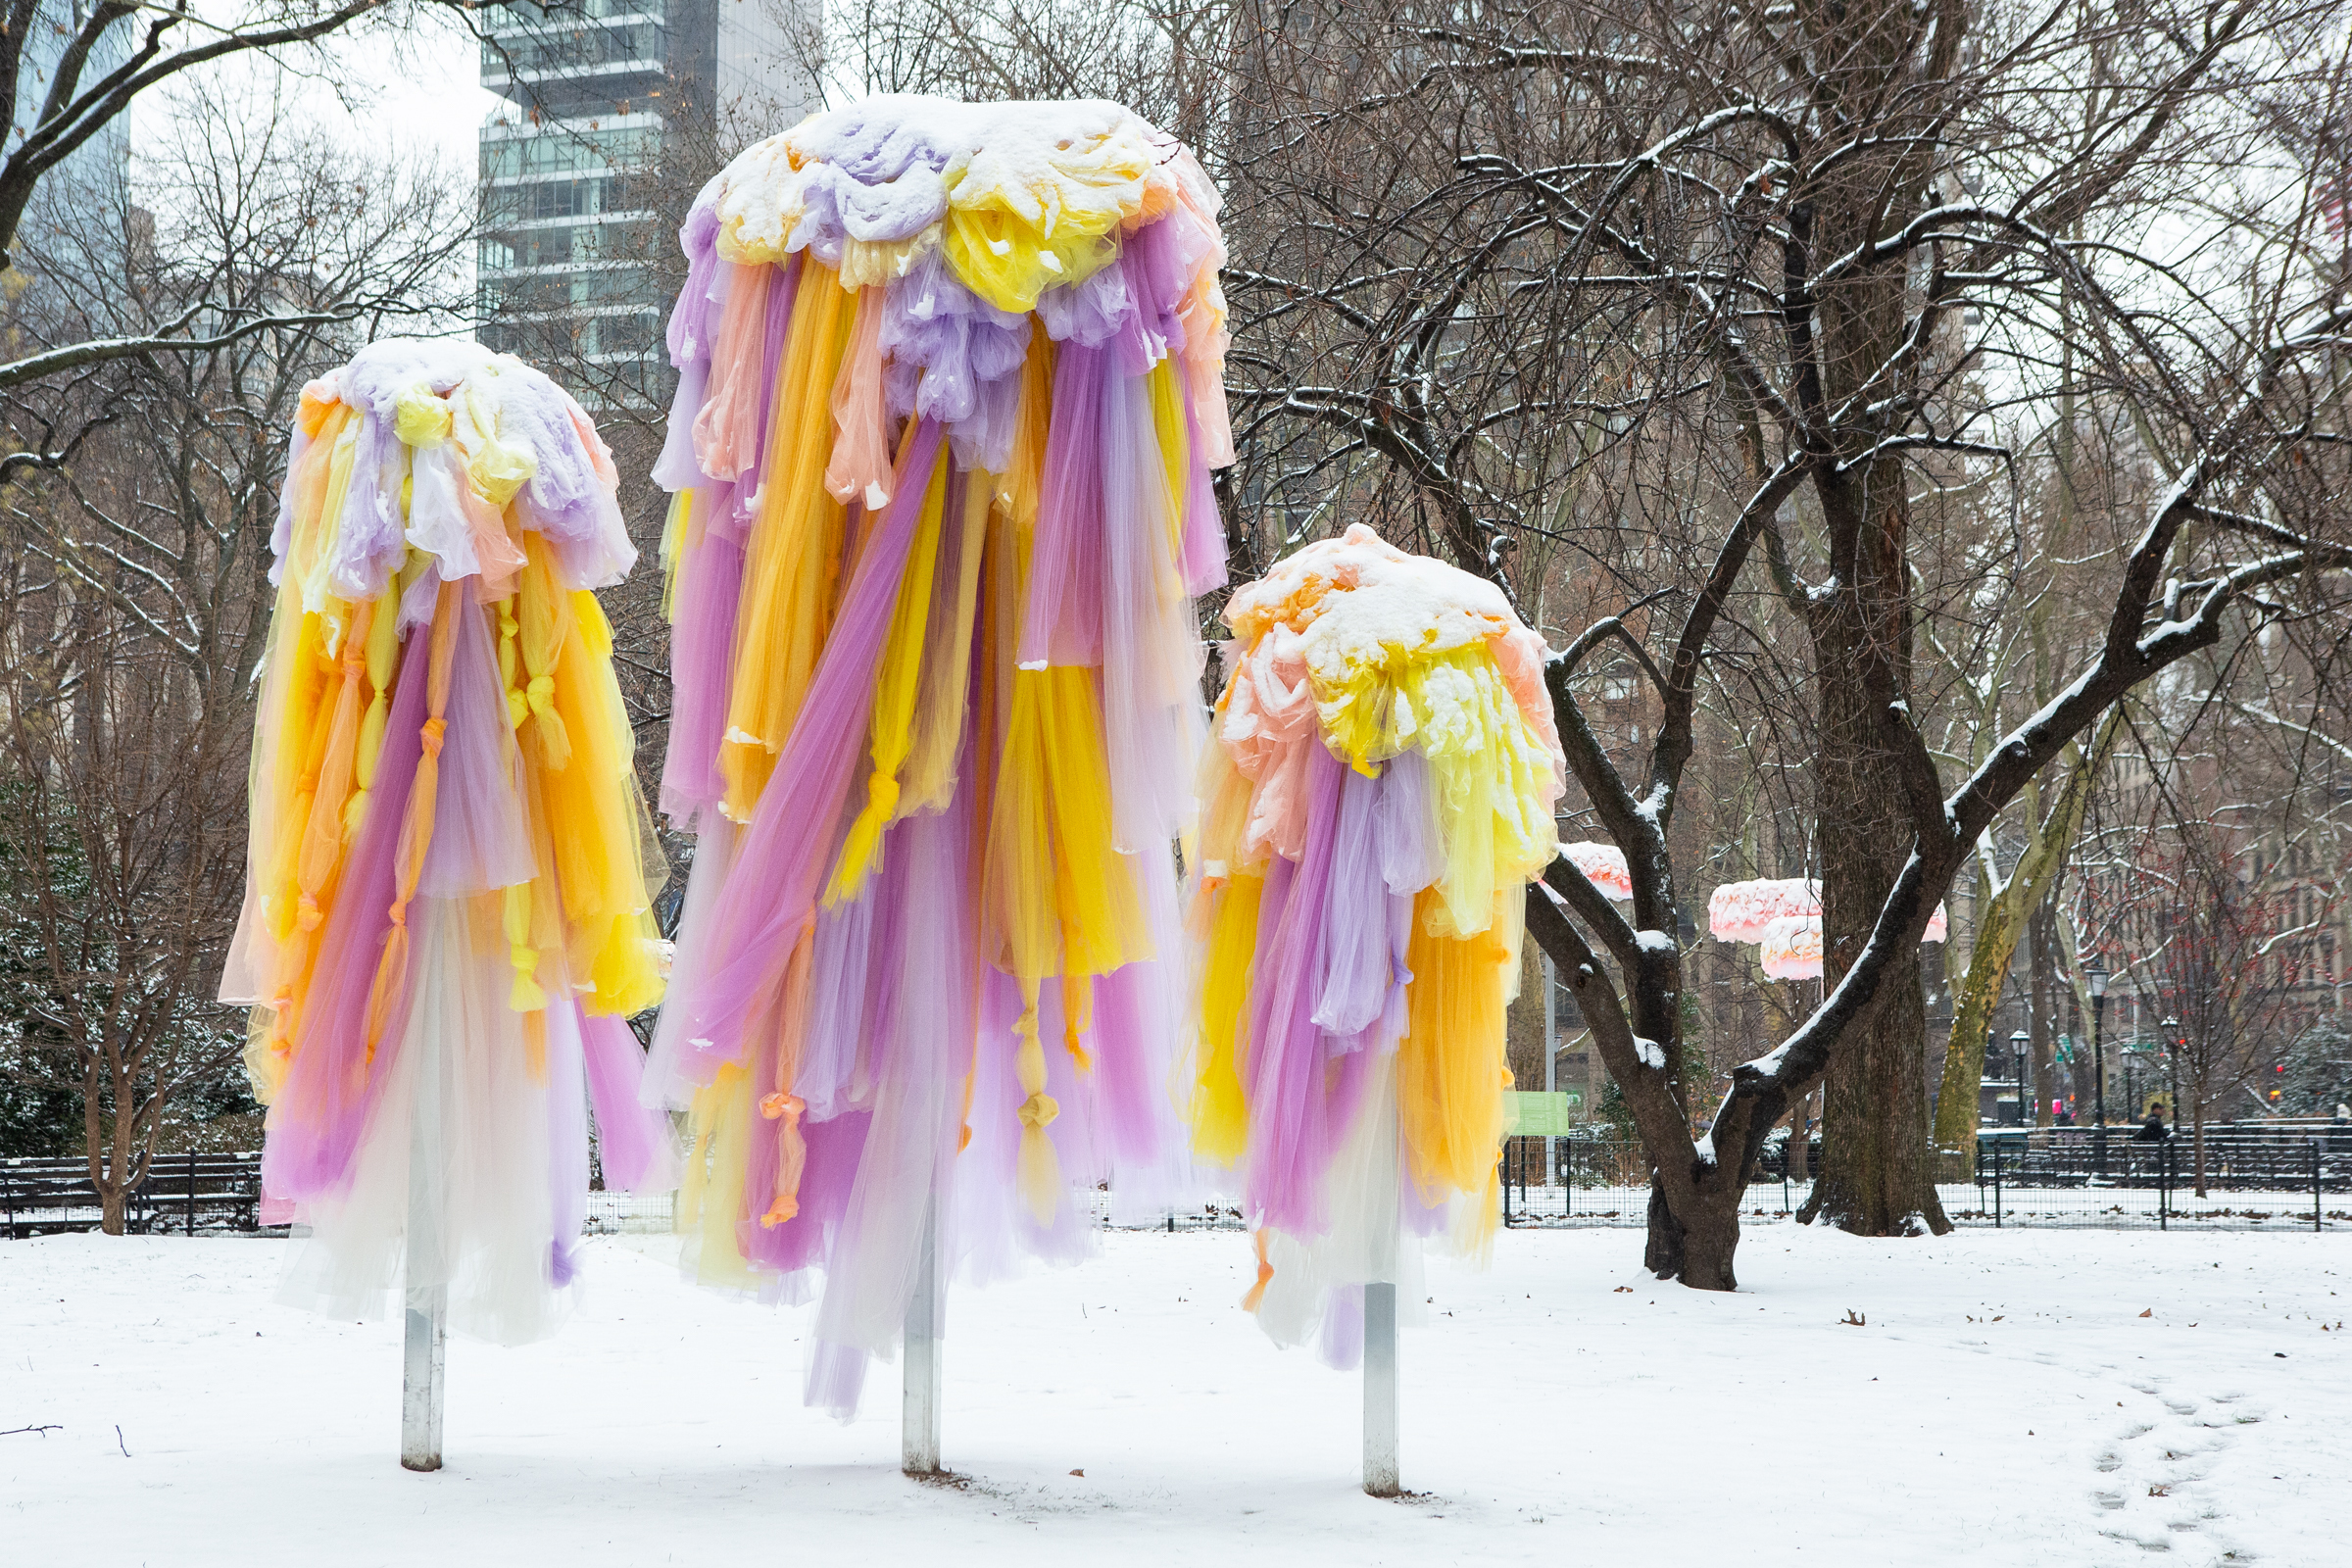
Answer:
[1188, 528, 1565, 1362]
[647, 97, 1233, 1417]
[229, 338, 670, 1345]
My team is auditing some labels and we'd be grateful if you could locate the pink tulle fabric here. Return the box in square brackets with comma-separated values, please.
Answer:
[1557, 841, 1634, 903]
[1758, 913, 1824, 980]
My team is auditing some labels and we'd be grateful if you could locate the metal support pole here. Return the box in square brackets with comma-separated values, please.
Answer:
[2159, 1140, 2171, 1231]
[2091, 994, 2108, 1178]
[400, 1065, 446, 1472]
[1363, 1280, 1398, 1497]
[1991, 1141, 2001, 1229]
[1542, 953, 1557, 1197]
[2315, 1139, 2324, 1234]
[903, 1200, 942, 1477]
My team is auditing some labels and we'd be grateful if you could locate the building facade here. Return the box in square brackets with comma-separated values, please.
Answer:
[475, 0, 813, 402]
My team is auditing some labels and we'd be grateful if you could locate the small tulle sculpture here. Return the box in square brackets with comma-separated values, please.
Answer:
[220, 338, 677, 1346]
[1707, 877, 1945, 980]
[645, 96, 1232, 1415]
[1189, 524, 1567, 1363]
[1556, 841, 1634, 902]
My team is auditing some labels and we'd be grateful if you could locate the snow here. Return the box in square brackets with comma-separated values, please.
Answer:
[1634, 1035, 1668, 1069]
[1634, 928, 1677, 954]
[1223, 523, 1538, 689]
[4, 1228, 2347, 1565]
[711, 95, 1178, 258]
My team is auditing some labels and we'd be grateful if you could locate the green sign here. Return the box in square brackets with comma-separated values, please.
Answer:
[1504, 1091, 1578, 1136]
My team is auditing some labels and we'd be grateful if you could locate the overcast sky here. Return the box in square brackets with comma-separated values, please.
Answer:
[127, 10, 500, 185]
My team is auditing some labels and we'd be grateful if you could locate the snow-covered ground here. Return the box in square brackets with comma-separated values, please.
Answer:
[3, 1226, 2344, 1566]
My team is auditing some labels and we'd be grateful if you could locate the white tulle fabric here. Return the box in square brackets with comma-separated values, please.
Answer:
[277, 898, 575, 1346]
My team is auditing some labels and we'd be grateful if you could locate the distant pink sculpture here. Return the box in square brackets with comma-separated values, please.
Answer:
[1707, 878, 1818, 943]
[1758, 914, 1824, 980]
[1556, 841, 1634, 902]
[1711, 877, 1946, 978]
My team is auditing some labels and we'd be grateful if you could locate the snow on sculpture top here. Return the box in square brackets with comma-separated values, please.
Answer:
[682, 96, 1230, 487]
[708, 96, 1209, 307]
[277, 337, 634, 612]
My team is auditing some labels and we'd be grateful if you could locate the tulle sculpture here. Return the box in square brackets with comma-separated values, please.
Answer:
[644, 96, 1232, 1414]
[1189, 524, 1566, 1359]
[1707, 877, 1946, 980]
[220, 338, 676, 1344]
[1556, 841, 1634, 902]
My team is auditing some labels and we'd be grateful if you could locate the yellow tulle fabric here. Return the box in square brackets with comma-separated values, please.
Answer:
[224, 343, 665, 1104]
[654, 99, 1236, 1313]
[720, 262, 855, 819]
[1187, 524, 1564, 1279]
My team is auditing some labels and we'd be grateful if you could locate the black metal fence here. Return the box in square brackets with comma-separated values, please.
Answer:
[2, 1152, 265, 1238]
[1500, 1124, 2352, 1231]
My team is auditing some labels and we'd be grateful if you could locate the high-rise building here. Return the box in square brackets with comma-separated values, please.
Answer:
[476, 0, 814, 403]
[11, 1, 132, 196]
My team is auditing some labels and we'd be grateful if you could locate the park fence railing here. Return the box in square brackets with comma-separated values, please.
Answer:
[1499, 1123, 2352, 1231]
[2, 1152, 264, 1238]
[14, 1125, 2345, 1240]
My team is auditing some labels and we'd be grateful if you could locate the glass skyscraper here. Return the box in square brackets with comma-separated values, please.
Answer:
[476, 0, 814, 403]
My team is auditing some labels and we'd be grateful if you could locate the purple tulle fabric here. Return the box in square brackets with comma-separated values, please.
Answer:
[881, 250, 1032, 427]
[419, 602, 533, 899]
[1018, 342, 1107, 667]
[1177, 377, 1226, 596]
[658, 487, 744, 824]
[547, 1001, 589, 1289]
[581, 1008, 678, 1192]
[1100, 365, 1200, 850]
[686, 417, 948, 1064]
[1242, 742, 1369, 1236]
[261, 634, 431, 1203]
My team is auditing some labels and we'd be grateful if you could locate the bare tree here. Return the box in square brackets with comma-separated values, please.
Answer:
[0, 0, 484, 399]
[1209, 0, 2352, 1284]
[0, 85, 470, 1232]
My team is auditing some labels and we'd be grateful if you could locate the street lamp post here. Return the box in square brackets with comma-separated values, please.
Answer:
[2085, 958, 2110, 1176]
[2010, 1029, 2032, 1133]
[2160, 1015, 2181, 1128]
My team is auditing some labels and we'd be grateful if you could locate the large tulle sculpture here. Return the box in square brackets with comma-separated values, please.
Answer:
[1188, 524, 1567, 1362]
[644, 96, 1232, 1415]
[220, 339, 676, 1344]
[1708, 877, 1945, 980]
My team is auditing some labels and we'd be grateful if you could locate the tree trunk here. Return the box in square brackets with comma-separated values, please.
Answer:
[2030, 902, 2059, 1127]
[1787, 1089, 1811, 1182]
[1800, 476, 1951, 1238]
[1643, 1168, 1744, 1290]
[1786, 0, 1959, 1240]
[100, 1183, 127, 1236]
[1936, 890, 2023, 1170]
